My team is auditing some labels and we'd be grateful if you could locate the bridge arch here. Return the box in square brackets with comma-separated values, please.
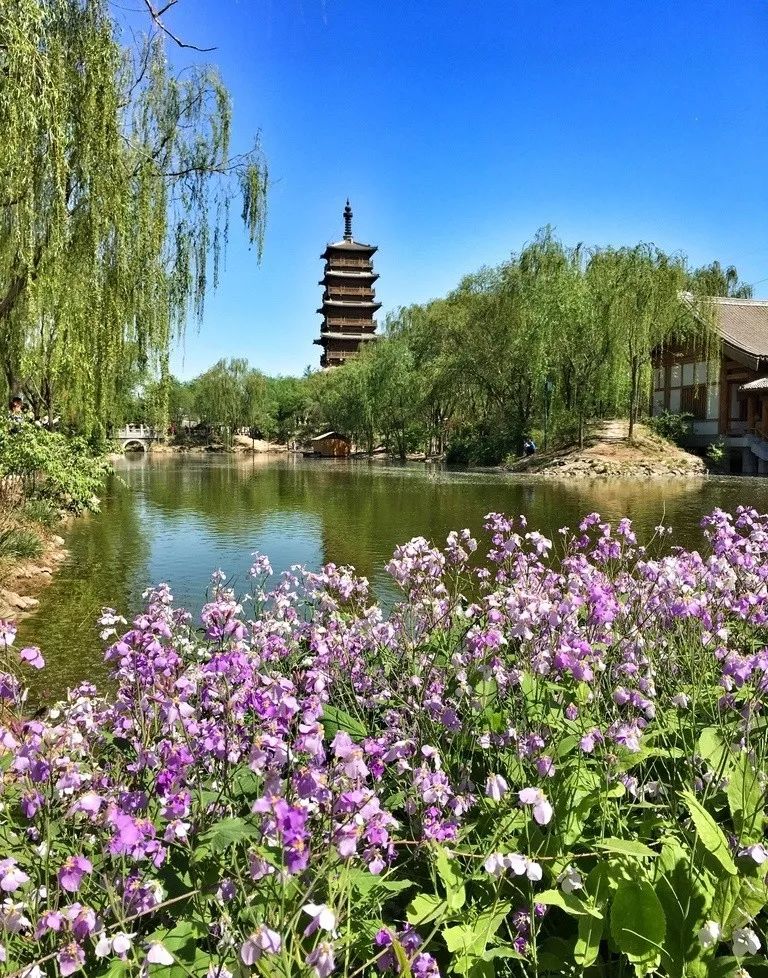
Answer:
[122, 439, 147, 453]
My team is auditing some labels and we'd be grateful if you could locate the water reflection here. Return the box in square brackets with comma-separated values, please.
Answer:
[19, 454, 768, 699]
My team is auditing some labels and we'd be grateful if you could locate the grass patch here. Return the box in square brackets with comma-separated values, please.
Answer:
[0, 525, 44, 560]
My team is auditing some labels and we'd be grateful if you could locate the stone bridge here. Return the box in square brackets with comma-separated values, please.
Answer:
[115, 425, 158, 453]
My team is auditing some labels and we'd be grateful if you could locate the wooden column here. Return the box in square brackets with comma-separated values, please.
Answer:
[747, 394, 756, 434]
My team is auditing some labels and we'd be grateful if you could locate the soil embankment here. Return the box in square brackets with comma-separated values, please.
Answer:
[0, 531, 69, 621]
[506, 421, 706, 480]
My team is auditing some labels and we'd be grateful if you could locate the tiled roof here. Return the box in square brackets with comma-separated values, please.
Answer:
[710, 297, 768, 360]
[739, 377, 768, 392]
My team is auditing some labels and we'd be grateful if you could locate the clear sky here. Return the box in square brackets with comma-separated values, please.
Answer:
[123, 0, 768, 379]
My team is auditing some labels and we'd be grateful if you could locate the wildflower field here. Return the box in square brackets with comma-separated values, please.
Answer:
[1, 508, 767, 978]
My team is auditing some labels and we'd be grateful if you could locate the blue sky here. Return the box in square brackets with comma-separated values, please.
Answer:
[122, 0, 768, 378]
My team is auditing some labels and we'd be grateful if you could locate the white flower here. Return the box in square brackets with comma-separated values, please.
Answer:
[95, 934, 112, 958]
[558, 867, 583, 895]
[485, 773, 509, 802]
[732, 927, 761, 957]
[671, 693, 689, 708]
[302, 903, 337, 937]
[697, 920, 721, 949]
[146, 942, 175, 966]
[112, 932, 134, 956]
[743, 843, 768, 865]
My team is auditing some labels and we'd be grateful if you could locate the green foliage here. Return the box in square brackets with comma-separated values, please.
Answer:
[20, 497, 60, 528]
[0, 0, 267, 429]
[0, 525, 43, 560]
[648, 409, 694, 444]
[303, 228, 729, 462]
[707, 438, 727, 465]
[0, 420, 110, 512]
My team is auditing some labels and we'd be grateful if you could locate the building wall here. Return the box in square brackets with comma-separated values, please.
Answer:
[652, 343, 764, 439]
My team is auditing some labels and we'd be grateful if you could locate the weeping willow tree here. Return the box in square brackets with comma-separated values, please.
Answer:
[0, 0, 267, 430]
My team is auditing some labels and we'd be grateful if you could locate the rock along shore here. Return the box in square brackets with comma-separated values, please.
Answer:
[0, 531, 69, 621]
[505, 420, 707, 481]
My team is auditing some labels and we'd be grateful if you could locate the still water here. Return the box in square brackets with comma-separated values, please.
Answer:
[19, 455, 768, 699]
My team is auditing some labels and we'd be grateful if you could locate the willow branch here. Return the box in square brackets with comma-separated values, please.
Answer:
[142, 0, 216, 52]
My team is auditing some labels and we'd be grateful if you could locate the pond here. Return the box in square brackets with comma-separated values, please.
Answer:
[18, 454, 768, 699]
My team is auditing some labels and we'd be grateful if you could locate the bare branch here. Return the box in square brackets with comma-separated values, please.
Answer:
[142, 0, 216, 52]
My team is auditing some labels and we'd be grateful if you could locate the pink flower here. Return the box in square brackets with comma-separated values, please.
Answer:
[306, 941, 336, 977]
[19, 646, 44, 670]
[485, 773, 508, 801]
[518, 787, 553, 825]
[58, 856, 92, 893]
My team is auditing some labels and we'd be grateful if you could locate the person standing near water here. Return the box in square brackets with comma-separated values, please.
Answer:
[523, 436, 537, 457]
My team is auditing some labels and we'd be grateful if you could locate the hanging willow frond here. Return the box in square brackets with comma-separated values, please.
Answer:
[0, 0, 268, 430]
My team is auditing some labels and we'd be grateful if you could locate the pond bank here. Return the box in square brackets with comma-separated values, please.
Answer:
[505, 420, 707, 480]
[0, 528, 68, 620]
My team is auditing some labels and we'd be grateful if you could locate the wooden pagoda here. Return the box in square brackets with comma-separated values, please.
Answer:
[314, 201, 380, 368]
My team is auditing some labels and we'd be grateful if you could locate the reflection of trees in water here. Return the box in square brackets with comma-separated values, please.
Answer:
[19, 475, 150, 702]
[20, 459, 768, 702]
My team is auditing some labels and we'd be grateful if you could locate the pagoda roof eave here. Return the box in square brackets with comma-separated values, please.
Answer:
[320, 240, 378, 258]
[315, 332, 379, 344]
[318, 299, 383, 309]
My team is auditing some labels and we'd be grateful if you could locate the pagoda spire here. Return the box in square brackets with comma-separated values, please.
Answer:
[343, 199, 353, 241]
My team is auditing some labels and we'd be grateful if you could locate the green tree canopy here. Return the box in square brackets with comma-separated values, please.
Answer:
[0, 0, 267, 430]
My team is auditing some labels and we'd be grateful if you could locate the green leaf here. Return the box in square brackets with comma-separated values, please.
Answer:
[321, 704, 367, 739]
[610, 880, 666, 973]
[575, 910, 604, 968]
[727, 752, 765, 844]
[698, 727, 729, 771]
[654, 842, 713, 978]
[348, 869, 415, 898]
[535, 888, 603, 918]
[443, 904, 511, 974]
[407, 893, 448, 926]
[594, 838, 657, 859]
[191, 816, 259, 863]
[435, 846, 466, 910]
[711, 874, 768, 938]
[682, 790, 737, 875]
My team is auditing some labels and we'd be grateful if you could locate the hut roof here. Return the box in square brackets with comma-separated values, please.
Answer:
[310, 431, 350, 442]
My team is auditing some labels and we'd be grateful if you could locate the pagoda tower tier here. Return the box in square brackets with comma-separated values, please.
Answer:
[314, 201, 381, 369]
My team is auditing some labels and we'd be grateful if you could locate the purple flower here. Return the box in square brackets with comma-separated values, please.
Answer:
[0, 859, 29, 893]
[58, 856, 92, 893]
[241, 925, 282, 965]
[19, 646, 45, 670]
[518, 787, 553, 825]
[57, 942, 85, 976]
[306, 941, 336, 977]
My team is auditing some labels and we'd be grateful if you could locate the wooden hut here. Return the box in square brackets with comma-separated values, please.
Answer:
[304, 431, 351, 458]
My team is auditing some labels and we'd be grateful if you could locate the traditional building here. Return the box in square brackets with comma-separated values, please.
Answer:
[651, 296, 768, 473]
[314, 201, 381, 368]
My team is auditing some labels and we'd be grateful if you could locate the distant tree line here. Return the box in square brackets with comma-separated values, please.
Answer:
[309, 230, 751, 463]
[127, 229, 752, 463]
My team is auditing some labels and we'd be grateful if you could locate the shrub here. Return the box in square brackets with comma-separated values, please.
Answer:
[648, 409, 693, 444]
[0, 420, 111, 512]
[0, 510, 767, 977]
